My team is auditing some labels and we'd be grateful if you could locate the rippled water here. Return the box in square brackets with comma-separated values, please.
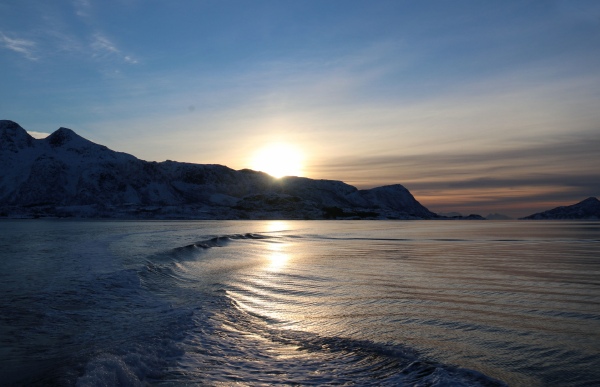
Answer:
[0, 220, 599, 386]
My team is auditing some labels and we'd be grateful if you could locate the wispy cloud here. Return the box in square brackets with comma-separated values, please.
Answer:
[0, 31, 37, 60]
[70, 1, 138, 65]
[123, 55, 138, 64]
[309, 130, 600, 217]
[1, 3, 138, 67]
[91, 32, 138, 64]
[73, 0, 92, 18]
[314, 129, 600, 182]
[91, 33, 119, 54]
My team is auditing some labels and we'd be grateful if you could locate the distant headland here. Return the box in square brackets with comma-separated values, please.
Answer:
[520, 197, 600, 220]
[0, 120, 596, 220]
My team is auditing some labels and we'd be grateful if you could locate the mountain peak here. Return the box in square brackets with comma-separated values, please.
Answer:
[57, 127, 76, 134]
[0, 120, 23, 130]
[0, 120, 34, 151]
[45, 127, 93, 148]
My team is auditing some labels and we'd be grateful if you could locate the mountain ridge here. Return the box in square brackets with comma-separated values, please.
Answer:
[0, 120, 447, 220]
[520, 197, 600, 220]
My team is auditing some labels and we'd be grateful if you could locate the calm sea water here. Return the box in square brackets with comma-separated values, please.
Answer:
[0, 220, 599, 386]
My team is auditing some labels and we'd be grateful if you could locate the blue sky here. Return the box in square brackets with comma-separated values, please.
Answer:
[1, 0, 599, 217]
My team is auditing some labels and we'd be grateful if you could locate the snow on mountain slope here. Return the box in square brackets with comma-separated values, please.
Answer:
[0, 120, 35, 152]
[520, 197, 600, 220]
[0, 120, 439, 219]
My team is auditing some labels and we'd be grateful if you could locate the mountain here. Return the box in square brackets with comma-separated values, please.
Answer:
[520, 197, 600, 220]
[0, 120, 441, 220]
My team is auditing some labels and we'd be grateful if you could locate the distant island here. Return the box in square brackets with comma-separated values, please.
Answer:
[520, 197, 600, 220]
[485, 213, 512, 220]
[1, 120, 478, 220]
[441, 212, 513, 220]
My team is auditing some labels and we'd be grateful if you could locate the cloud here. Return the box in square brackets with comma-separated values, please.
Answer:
[0, 4, 138, 66]
[73, 0, 92, 18]
[69, 1, 138, 64]
[307, 131, 600, 217]
[90, 33, 138, 64]
[91, 33, 119, 54]
[314, 129, 600, 182]
[27, 131, 51, 139]
[0, 31, 37, 60]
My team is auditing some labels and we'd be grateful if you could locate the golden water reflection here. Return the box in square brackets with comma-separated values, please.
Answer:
[266, 242, 290, 272]
[264, 220, 289, 234]
[263, 221, 293, 272]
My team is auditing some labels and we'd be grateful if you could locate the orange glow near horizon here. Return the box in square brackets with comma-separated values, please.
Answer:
[416, 186, 578, 217]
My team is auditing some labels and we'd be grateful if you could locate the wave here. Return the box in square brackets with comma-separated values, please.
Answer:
[124, 232, 509, 386]
[216, 290, 506, 386]
[1, 263, 193, 386]
[176, 233, 273, 250]
[5, 221, 599, 386]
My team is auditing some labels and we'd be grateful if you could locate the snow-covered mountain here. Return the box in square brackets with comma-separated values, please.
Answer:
[0, 120, 440, 219]
[520, 197, 600, 220]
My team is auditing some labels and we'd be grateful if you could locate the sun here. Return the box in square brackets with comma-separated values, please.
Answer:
[250, 143, 303, 178]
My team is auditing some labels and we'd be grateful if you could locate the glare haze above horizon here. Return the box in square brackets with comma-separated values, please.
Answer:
[1, 0, 599, 217]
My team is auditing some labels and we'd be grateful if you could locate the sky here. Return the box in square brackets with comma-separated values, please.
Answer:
[1, 0, 599, 218]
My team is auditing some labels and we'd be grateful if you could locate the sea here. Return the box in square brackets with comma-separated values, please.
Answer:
[0, 220, 599, 386]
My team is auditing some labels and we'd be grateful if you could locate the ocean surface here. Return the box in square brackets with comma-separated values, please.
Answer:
[0, 220, 599, 386]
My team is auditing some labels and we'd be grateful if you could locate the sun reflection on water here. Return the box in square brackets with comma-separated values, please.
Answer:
[266, 242, 290, 272]
[264, 220, 289, 234]
[262, 221, 293, 271]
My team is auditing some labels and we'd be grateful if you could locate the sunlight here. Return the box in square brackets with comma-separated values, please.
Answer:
[250, 143, 303, 178]
[268, 250, 290, 271]
[266, 242, 290, 272]
[265, 220, 289, 233]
